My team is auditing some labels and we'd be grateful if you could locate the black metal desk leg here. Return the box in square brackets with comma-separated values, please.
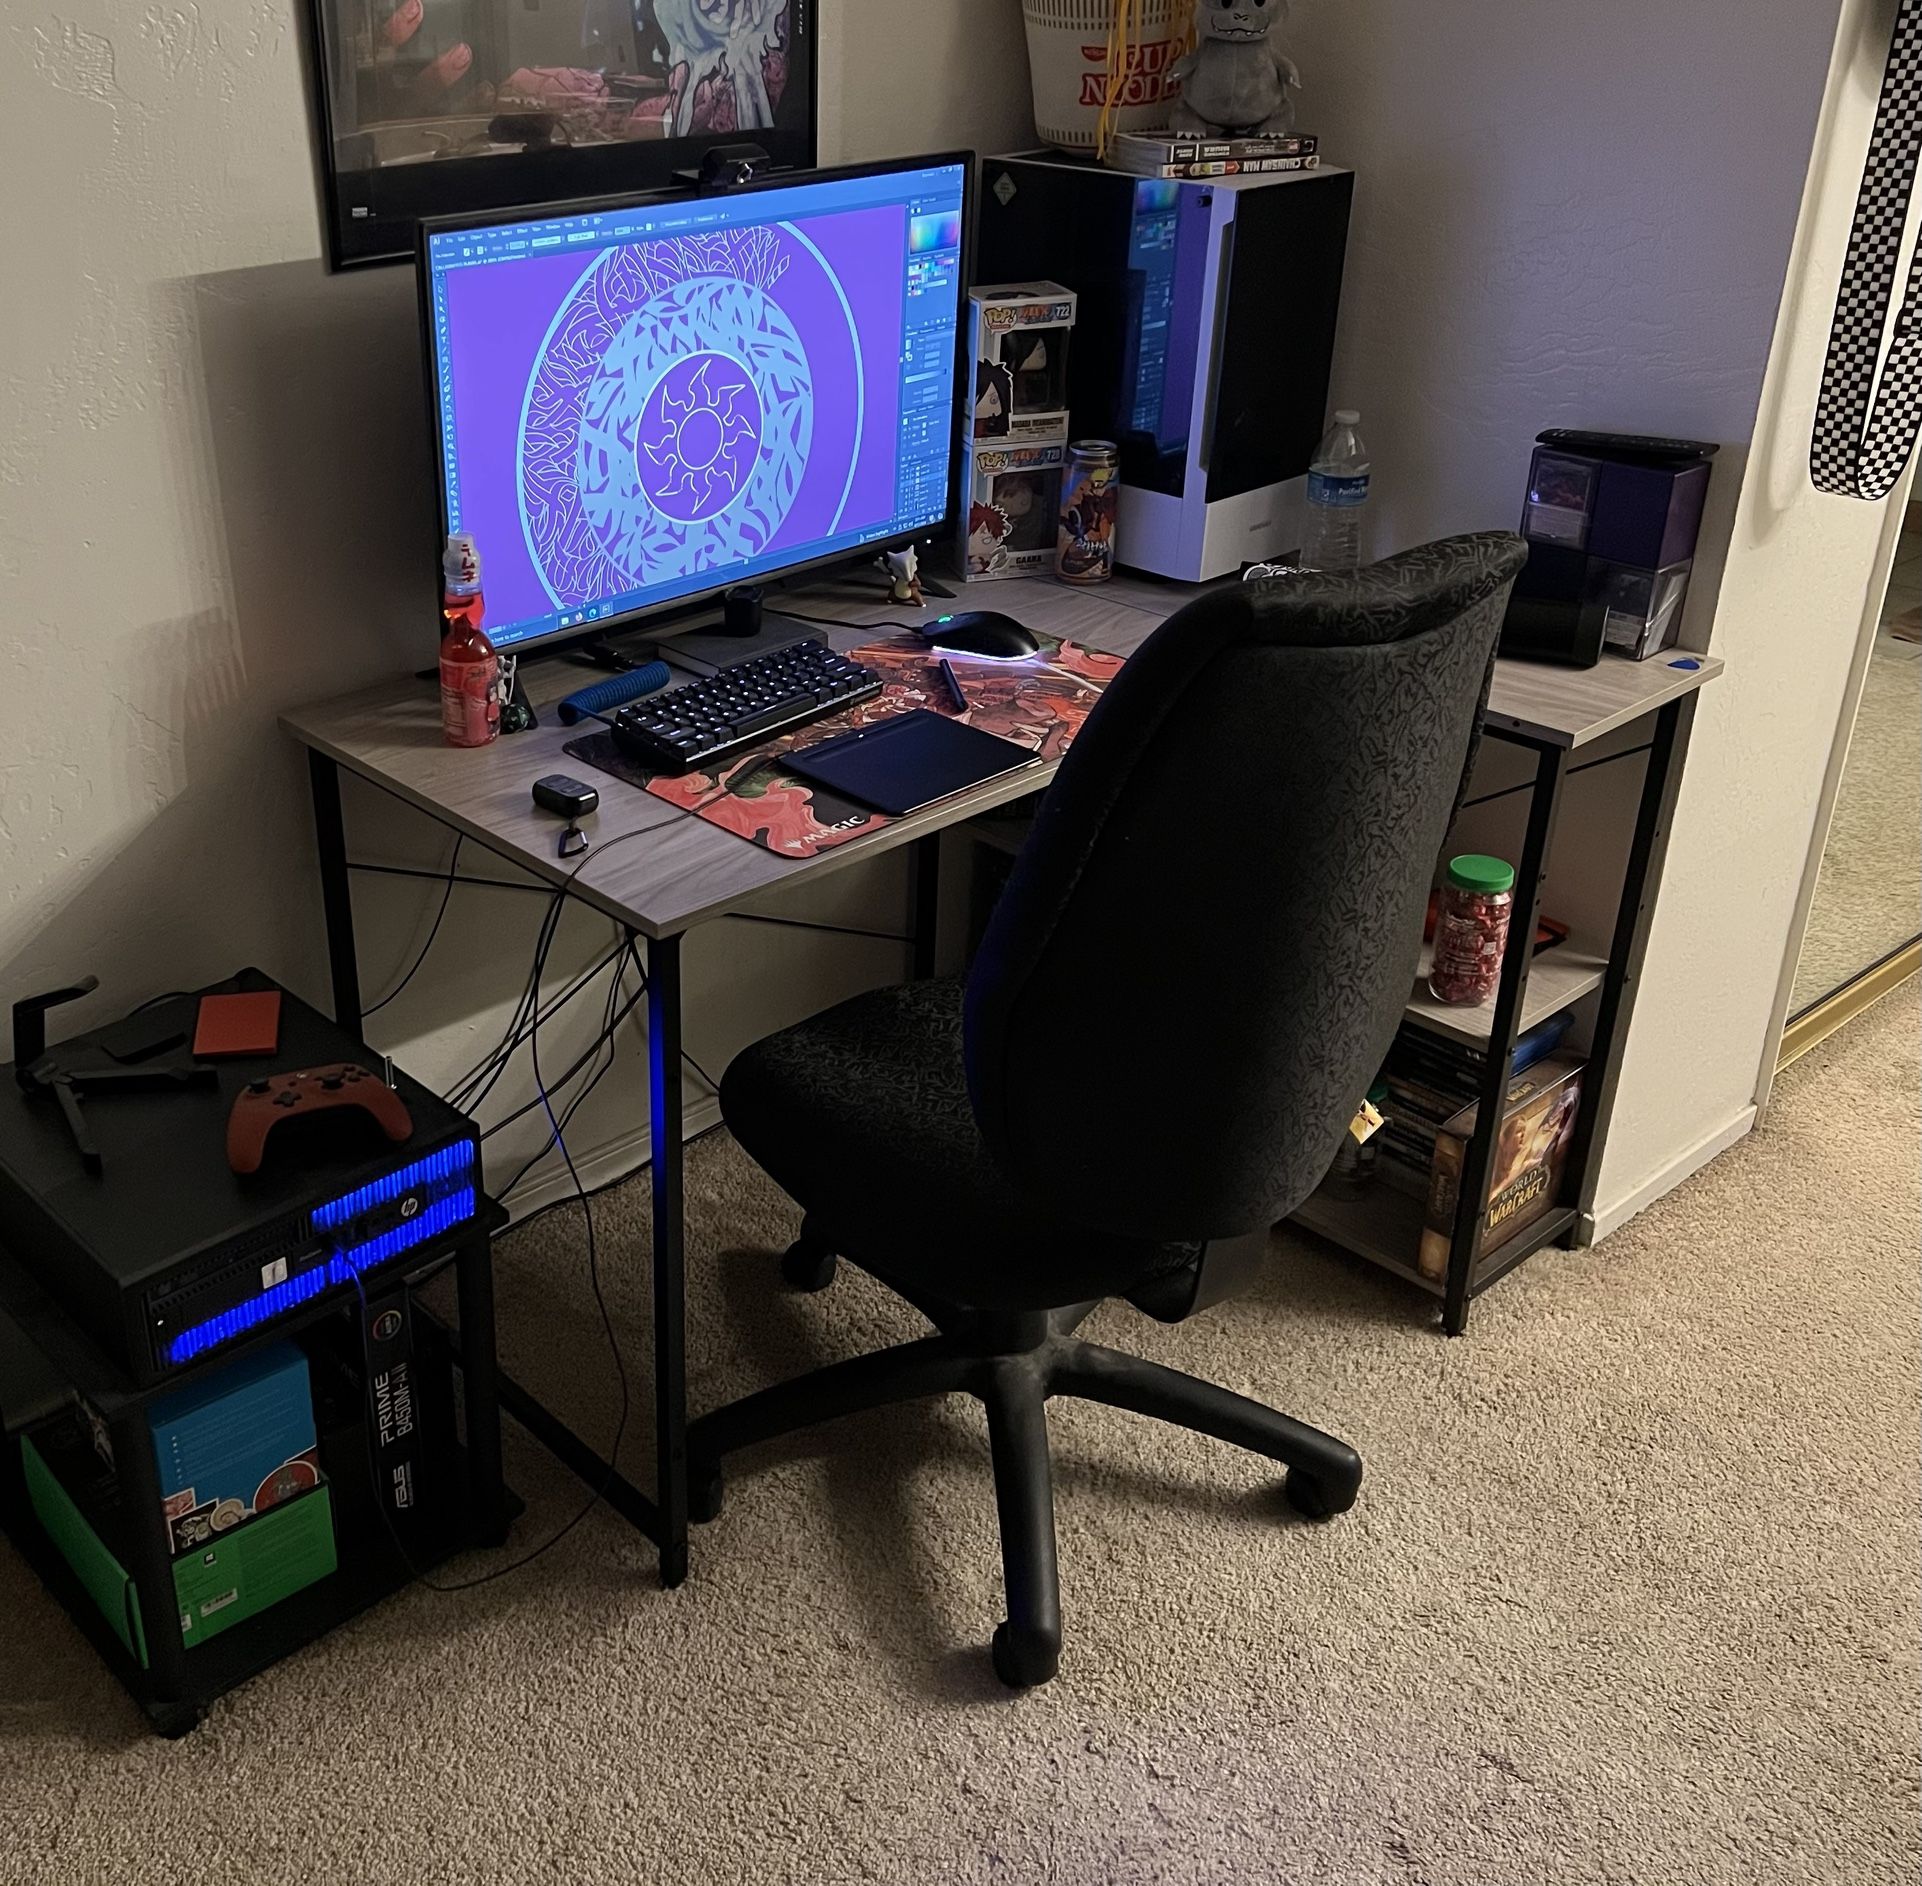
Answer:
[1567, 695, 1698, 1221]
[1443, 739, 1569, 1337]
[307, 749, 362, 1032]
[453, 1231, 508, 1546]
[912, 833, 942, 980]
[109, 1399, 194, 1727]
[647, 931, 689, 1589]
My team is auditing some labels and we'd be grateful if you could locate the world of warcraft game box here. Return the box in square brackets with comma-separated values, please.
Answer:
[1416, 1057, 1584, 1281]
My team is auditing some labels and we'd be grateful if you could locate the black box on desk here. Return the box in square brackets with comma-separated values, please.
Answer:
[1502, 434, 1715, 665]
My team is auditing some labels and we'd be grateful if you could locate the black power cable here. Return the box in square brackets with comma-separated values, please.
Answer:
[496, 944, 632, 1197]
[364, 837, 464, 1018]
[351, 821, 727, 1593]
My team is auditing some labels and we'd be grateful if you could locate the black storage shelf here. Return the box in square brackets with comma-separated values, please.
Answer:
[1281, 692, 1699, 1334]
[5, 1423, 512, 1738]
[0, 1204, 513, 1737]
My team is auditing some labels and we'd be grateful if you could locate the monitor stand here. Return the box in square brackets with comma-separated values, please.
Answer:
[566, 634, 665, 675]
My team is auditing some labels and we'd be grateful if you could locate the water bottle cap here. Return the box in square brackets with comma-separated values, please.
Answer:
[443, 532, 481, 587]
[1333, 409, 1361, 426]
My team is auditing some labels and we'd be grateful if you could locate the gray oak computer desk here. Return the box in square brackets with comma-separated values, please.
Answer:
[282, 575, 1721, 1588]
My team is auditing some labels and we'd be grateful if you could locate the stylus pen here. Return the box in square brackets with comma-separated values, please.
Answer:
[937, 658, 969, 714]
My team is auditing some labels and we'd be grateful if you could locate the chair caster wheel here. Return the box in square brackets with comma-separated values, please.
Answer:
[1283, 1464, 1359, 1520]
[991, 1621, 1060, 1690]
[688, 1459, 725, 1524]
[780, 1237, 838, 1292]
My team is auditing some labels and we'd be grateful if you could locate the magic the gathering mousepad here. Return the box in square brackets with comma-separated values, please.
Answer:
[564, 633, 1124, 858]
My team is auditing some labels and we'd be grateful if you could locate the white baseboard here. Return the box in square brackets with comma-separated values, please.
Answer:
[1577, 1104, 1758, 1246]
[491, 1094, 725, 1227]
[499, 1095, 1759, 1255]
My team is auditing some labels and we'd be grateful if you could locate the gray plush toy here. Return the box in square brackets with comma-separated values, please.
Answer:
[1168, 0, 1302, 138]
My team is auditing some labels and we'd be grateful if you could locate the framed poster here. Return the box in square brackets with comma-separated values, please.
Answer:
[305, 0, 818, 267]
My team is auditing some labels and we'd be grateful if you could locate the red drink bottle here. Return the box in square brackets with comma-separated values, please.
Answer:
[439, 533, 499, 748]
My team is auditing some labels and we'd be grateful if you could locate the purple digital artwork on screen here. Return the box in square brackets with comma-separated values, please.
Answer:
[441, 205, 908, 638]
[637, 353, 763, 522]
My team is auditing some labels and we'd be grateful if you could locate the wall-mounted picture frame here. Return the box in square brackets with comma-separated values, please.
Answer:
[303, 0, 819, 268]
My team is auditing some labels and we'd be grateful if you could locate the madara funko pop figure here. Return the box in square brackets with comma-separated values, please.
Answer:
[1168, 0, 1303, 138]
[974, 361, 1013, 438]
[1007, 332, 1057, 413]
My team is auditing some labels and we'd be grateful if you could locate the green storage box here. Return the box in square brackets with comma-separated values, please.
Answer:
[22, 1420, 337, 1668]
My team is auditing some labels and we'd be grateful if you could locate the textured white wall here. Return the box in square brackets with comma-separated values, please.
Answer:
[1279, 0, 1881, 1231]
[1600, 0, 1917, 1220]
[821, 0, 1035, 163]
[2, 8, 366, 1001]
[0, 3, 1018, 1209]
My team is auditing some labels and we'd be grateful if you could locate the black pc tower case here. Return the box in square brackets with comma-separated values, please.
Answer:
[977, 153, 1354, 581]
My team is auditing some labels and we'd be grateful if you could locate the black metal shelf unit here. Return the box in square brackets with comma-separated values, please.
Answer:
[0, 1204, 514, 1738]
[1289, 696, 1697, 1333]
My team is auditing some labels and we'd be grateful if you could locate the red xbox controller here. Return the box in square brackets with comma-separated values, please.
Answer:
[226, 1063, 414, 1175]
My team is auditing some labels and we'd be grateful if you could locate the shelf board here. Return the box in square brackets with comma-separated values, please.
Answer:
[1483, 650, 1723, 750]
[1289, 1180, 1443, 1295]
[1291, 1182, 1582, 1303]
[1401, 943, 1608, 1049]
[1469, 1207, 1582, 1296]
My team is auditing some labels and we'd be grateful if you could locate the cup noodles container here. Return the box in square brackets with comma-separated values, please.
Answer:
[1021, 0, 1183, 152]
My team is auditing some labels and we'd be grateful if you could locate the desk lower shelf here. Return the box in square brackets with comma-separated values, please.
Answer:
[1404, 942, 1608, 1048]
[1290, 1181, 1441, 1295]
[1289, 1178, 1581, 1307]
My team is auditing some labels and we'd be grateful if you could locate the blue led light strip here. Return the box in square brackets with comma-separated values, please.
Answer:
[163, 1186, 478, 1367]
[308, 1141, 475, 1232]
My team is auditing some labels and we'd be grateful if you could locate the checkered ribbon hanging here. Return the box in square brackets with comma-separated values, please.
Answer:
[1812, 0, 1922, 500]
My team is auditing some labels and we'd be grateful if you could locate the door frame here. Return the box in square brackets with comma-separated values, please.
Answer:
[1757, 471, 1920, 1097]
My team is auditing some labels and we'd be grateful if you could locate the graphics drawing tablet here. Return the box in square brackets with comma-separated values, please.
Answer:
[784, 709, 1041, 816]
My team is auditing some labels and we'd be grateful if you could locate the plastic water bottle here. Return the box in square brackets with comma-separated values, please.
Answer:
[1299, 410, 1371, 571]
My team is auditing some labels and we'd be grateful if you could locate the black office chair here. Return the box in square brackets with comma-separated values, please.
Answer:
[690, 533, 1529, 1687]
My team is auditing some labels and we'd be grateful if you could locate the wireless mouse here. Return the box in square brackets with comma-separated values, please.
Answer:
[921, 610, 1042, 662]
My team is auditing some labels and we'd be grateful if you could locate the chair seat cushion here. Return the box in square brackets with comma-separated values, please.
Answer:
[719, 979, 1198, 1312]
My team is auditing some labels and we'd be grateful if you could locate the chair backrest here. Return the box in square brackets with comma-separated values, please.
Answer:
[964, 532, 1528, 1244]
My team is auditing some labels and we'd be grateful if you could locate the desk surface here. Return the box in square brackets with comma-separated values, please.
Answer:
[282, 575, 1722, 940]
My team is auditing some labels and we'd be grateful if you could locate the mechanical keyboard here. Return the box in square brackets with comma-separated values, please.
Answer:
[609, 639, 882, 775]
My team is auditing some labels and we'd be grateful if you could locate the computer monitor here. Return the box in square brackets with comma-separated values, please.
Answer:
[418, 156, 972, 657]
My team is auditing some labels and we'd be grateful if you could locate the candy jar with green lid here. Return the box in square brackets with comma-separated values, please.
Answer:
[1429, 855, 1516, 1005]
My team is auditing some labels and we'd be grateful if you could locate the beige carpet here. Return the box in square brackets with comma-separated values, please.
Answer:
[4, 987, 1918, 1885]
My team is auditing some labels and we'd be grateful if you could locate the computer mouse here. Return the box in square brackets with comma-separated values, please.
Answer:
[921, 610, 1042, 661]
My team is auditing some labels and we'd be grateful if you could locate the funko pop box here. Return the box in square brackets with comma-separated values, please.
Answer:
[959, 440, 1067, 583]
[964, 282, 1077, 450]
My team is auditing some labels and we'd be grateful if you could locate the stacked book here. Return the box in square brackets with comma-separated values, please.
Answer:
[1376, 1011, 1574, 1195]
[1102, 132, 1320, 180]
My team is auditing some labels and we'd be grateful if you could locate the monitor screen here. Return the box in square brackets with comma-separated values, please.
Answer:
[421, 158, 970, 655]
